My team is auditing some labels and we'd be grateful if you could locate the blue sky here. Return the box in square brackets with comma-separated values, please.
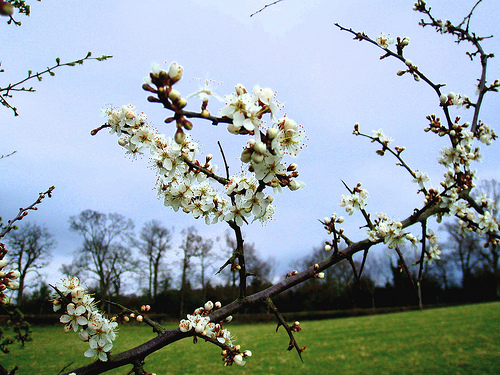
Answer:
[1, 0, 499, 290]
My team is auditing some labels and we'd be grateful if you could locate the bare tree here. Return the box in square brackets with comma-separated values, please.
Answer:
[136, 220, 173, 301]
[4, 222, 54, 306]
[178, 226, 203, 317]
[442, 222, 482, 290]
[472, 179, 500, 296]
[195, 236, 214, 302]
[68, 210, 136, 299]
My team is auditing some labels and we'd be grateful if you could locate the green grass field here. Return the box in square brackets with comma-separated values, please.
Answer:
[2, 302, 499, 375]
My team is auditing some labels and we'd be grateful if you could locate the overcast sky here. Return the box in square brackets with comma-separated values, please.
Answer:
[2, 0, 499, 291]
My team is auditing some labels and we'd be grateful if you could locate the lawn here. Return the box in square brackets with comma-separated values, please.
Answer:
[2, 302, 499, 375]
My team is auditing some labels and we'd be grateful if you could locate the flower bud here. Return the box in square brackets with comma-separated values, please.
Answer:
[267, 128, 278, 139]
[440, 94, 447, 104]
[405, 59, 413, 66]
[195, 323, 205, 333]
[175, 129, 185, 144]
[234, 354, 245, 366]
[118, 138, 128, 147]
[253, 142, 266, 154]
[396, 70, 406, 76]
[324, 244, 332, 252]
[235, 84, 246, 95]
[317, 272, 325, 279]
[204, 301, 214, 311]
[244, 350, 252, 357]
[240, 148, 252, 163]
[201, 109, 210, 118]
[0, 3, 14, 16]
[168, 62, 183, 83]
[136, 315, 144, 322]
[215, 301, 222, 309]
[251, 152, 264, 164]
[227, 123, 240, 134]
[0, 260, 7, 268]
[168, 89, 181, 102]
[6, 281, 19, 290]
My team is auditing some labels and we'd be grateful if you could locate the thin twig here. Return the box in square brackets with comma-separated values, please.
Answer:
[250, 0, 284, 17]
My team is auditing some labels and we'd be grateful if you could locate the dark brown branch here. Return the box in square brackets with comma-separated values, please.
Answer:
[265, 298, 304, 361]
[394, 246, 418, 298]
[0, 186, 55, 239]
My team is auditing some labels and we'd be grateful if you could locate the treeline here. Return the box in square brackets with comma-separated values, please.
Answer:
[5, 177, 500, 318]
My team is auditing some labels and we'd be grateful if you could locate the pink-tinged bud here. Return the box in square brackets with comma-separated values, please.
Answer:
[168, 62, 183, 83]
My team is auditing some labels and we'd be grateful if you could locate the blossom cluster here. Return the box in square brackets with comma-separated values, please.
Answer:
[179, 301, 252, 366]
[52, 277, 118, 362]
[339, 184, 369, 215]
[366, 212, 412, 249]
[0, 243, 20, 305]
[101, 62, 306, 227]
